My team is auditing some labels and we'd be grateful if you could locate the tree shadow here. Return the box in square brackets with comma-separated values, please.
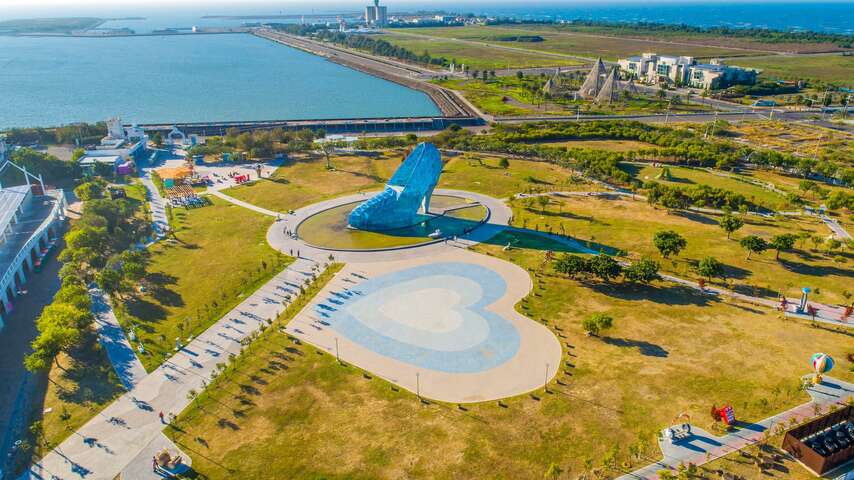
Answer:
[672, 210, 719, 226]
[524, 207, 595, 222]
[335, 168, 384, 184]
[125, 297, 168, 324]
[588, 282, 716, 306]
[54, 332, 124, 406]
[730, 283, 780, 299]
[601, 336, 669, 357]
[778, 258, 853, 278]
[145, 272, 183, 308]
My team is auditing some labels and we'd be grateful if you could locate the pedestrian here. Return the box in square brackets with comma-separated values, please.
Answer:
[290, 249, 293, 256]
[158, 411, 164, 423]
[152, 456, 158, 472]
[297, 250, 300, 258]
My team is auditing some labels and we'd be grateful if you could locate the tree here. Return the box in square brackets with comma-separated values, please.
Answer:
[74, 181, 103, 201]
[624, 258, 660, 283]
[152, 131, 163, 147]
[740, 235, 768, 260]
[718, 215, 744, 239]
[653, 230, 687, 259]
[96, 268, 124, 297]
[71, 147, 85, 163]
[770, 233, 796, 260]
[544, 463, 563, 480]
[553, 254, 588, 278]
[581, 313, 613, 337]
[499, 158, 510, 169]
[52, 283, 91, 312]
[588, 254, 622, 282]
[697, 256, 723, 280]
[318, 141, 338, 170]
[537, 195, 550, 212]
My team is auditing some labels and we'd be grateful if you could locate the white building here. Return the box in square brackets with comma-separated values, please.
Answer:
[618, 53, 756, 89]
[365, 0, 388, 27]
[0, 163, 66, 331]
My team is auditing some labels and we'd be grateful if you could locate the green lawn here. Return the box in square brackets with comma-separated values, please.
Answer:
[388, 26, 748, 61]
[439, 153, 601, 198]
[226, 151, 603, 210]
[224, 152, 394, 213]
[164, 239, 853, 479]
[437, 77, 712, 117]
[732, 54, 854, 85]
[510, 194, 852, 304]
[379, 31, 576, 70]
[116, 197, 290, 371]
[26, 332, 124, 468]
[622, 163, 793, 211]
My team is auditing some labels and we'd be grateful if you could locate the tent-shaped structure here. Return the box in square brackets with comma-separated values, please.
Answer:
[542, 68, 564, 96]
[596, 68, 622, 104]
[578, 58, 607, 99]
[624, 77, 640, 95]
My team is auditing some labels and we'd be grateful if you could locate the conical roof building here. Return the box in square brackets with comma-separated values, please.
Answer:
[543, 68, 563, 95]
[624, 77, 640, 95]
[596, 67, 622, 104]
[578, 58, 607, 99]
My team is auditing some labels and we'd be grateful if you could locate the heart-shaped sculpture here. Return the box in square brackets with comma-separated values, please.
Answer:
[318, 262, 521, 373]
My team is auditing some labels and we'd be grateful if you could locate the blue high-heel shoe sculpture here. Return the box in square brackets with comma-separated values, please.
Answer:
[348, 142, 443, 231]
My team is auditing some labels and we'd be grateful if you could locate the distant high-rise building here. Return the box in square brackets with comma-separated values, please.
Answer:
[365, 0, 388, 27]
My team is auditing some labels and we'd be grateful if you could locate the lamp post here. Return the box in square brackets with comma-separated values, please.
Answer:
[335, 337, 340, 363]
[544, 363, 549, 393]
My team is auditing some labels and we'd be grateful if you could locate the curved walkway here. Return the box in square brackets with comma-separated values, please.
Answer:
[23, 258, 319, 480]
[619, 376, 854, 480]
[265, 188, 512, 263]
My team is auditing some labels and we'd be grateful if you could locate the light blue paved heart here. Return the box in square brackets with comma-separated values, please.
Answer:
[317, 262, 521, 373]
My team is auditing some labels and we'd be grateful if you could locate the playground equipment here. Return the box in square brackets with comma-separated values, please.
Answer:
[663, 412, 692, 444]
[154, 448, 185, 477]
[811, 353, 834, 384]
[797, 287, 811, 314]
[711, 404, 736, 426]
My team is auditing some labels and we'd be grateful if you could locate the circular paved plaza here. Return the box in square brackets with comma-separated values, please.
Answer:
[272, 189, 562, 402]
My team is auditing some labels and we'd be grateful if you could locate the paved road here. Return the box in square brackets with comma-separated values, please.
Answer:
[23, 258, 318, 480]
[821, 214, 852, 240]
[139, 159, 169, 239]
[90, 289, 147, 390]
[619, 377, 854, 479]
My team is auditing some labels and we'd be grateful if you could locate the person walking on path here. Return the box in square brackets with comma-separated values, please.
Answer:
[158, 411, 164, 424]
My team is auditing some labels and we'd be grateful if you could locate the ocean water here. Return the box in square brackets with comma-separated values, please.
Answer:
[0, 33, 440, 129]
[2, 1, 852, 34]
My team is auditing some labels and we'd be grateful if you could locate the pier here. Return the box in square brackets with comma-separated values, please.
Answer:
[253, 29, 478, 119]
[134, 116, 483, 136]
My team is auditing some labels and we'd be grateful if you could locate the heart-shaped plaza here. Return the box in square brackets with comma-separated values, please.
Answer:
[286, 249, 562, 402]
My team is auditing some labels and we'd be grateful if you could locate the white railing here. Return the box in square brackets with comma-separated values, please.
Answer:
[0, 190, 65, 291]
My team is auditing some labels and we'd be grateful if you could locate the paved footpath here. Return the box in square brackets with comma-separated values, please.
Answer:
[90, 289, 147, 390]
[23, 257, 318, 480]
[139, 170, 168, 239]
[619, 377, 854, 479]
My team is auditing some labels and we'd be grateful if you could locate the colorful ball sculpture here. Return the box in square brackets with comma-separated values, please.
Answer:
[811, 353, 834, 383]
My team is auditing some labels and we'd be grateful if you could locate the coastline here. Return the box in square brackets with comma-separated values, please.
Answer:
[252, 29, 479, 119]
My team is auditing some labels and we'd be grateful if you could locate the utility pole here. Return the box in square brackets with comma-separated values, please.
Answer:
[335, 337, 340, 363]
[415, 372, 420, 399]
[544, 363, 550, 393]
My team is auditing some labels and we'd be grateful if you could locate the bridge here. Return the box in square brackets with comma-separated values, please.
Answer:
[134, 115, 484, 136]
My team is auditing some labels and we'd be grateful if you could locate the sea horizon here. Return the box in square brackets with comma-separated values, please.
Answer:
[2, 1, 853, 34]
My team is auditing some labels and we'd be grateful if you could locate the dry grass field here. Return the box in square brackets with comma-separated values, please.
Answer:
[165, 237, 853, 479]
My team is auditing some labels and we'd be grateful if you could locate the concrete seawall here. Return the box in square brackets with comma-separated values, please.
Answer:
[252, 29, 478, 119]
